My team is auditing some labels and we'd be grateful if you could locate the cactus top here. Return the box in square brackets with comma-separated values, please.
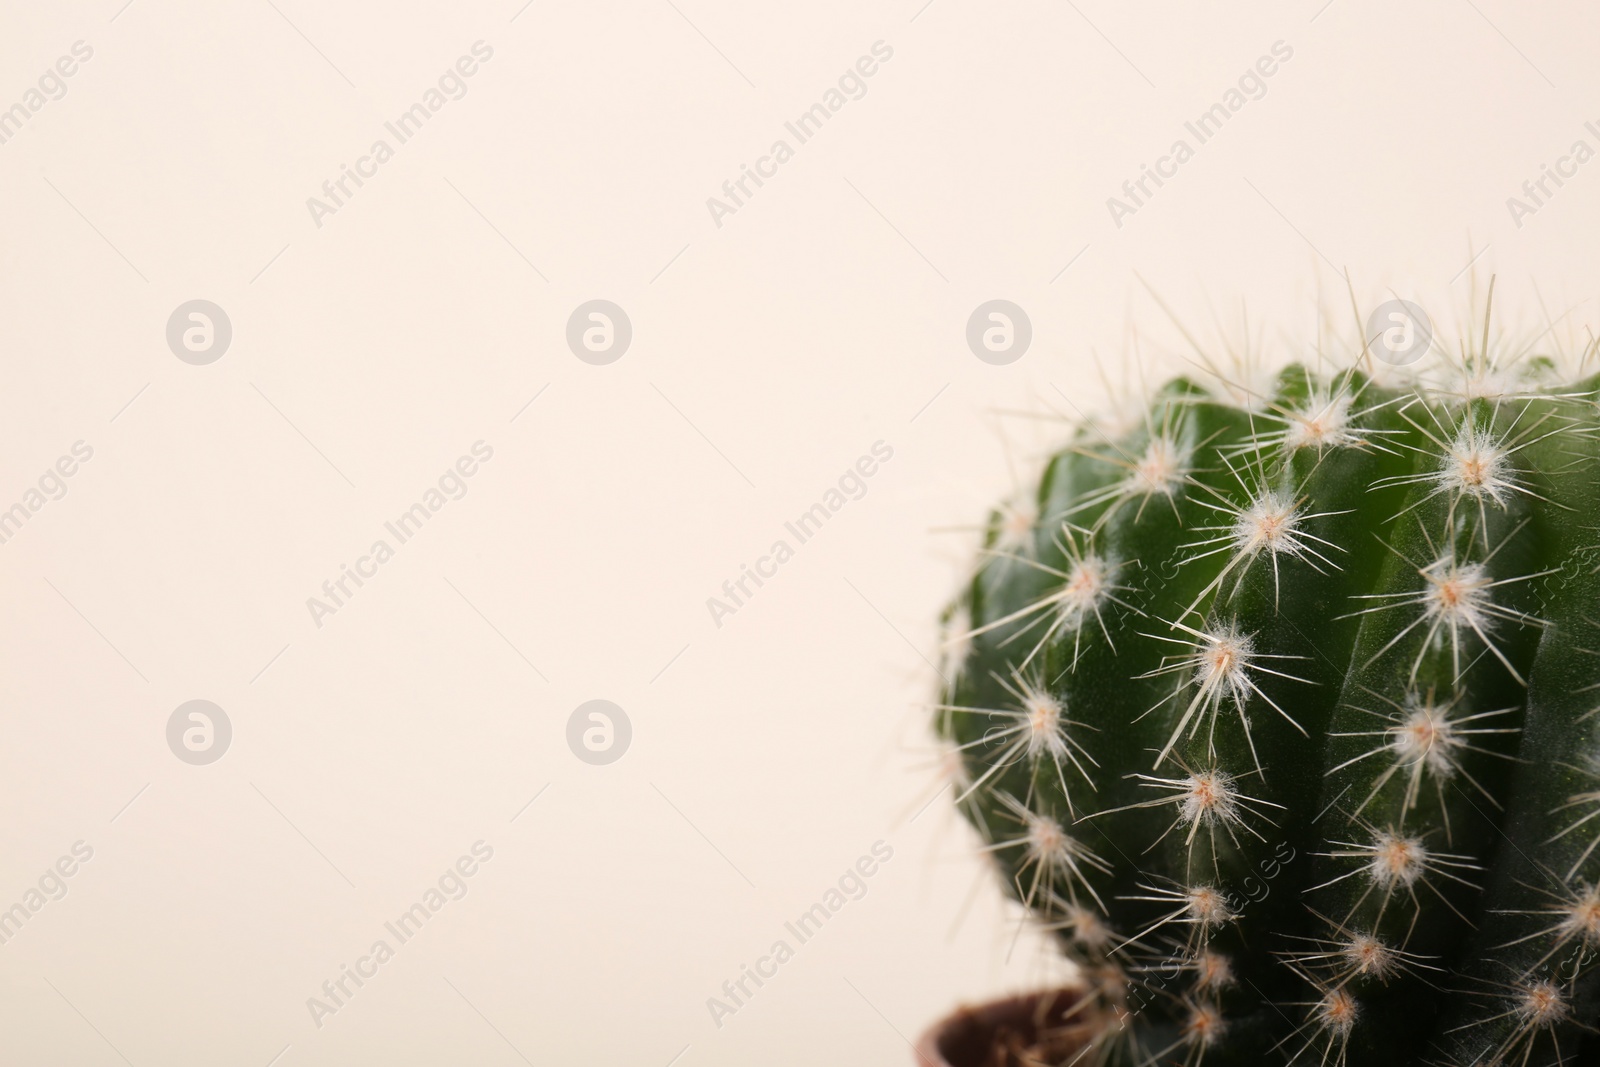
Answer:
[939, 355, 1600, 1066]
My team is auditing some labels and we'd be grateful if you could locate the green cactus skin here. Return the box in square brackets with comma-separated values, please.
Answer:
[938, 349, 1600, 1066]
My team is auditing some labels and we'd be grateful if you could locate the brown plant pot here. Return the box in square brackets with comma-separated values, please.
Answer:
[915, 984, 1097, 1067]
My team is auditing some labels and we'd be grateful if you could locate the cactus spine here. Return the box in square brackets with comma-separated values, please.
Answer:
[938, 325, 1600, 1065]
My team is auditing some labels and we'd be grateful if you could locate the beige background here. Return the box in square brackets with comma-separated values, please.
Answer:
[1, 1, 1598, 1064]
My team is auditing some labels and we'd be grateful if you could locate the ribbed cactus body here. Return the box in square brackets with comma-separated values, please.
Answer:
[940, 361, 1600, 1065]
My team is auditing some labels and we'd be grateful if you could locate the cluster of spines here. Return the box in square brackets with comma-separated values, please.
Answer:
[937, 335, 1600, 1066]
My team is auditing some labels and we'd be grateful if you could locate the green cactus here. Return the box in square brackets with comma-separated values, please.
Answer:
[937, 320, 1600, 1066]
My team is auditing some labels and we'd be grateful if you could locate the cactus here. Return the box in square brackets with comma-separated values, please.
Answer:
[937, 314, 1600, 1066]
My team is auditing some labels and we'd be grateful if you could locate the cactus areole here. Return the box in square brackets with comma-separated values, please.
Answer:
[937, 353, 1600, 1066]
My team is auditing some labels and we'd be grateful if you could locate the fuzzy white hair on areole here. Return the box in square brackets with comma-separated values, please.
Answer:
[957, 523, 1134, 674]
[1079, 763, 1284, 884]
[1138, 617, 1312, 777]
[1343, 528, 1548, 686]
[1313, 825, 1481, 932]
[1328, 687, 1518, 835]
[933, 666, 1099, 814]
[981, 791, 1112, 913]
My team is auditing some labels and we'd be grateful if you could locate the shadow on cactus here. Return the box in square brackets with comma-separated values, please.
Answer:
[931, 300, 1600, 1066]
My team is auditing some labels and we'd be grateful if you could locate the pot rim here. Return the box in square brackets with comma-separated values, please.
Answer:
[914, 982, 1095, 1067]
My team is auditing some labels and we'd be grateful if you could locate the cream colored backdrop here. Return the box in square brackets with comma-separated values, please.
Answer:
[1, 1, 1597, 1064]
